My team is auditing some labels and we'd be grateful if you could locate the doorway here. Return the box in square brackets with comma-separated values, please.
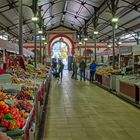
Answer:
[52, 41, 69, 70]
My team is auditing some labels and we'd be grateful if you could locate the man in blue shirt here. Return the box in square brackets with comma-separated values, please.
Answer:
[90, 60, 98, 82]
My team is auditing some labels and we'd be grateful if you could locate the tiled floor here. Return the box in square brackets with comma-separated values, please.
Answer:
[43, 71, 140, 140]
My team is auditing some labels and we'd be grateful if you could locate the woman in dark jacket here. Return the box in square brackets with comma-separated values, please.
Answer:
[79, 60, 86, 81]
[58, 60, 64, 81]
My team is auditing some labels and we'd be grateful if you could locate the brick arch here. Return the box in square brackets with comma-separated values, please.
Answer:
[48, 34, 74, 56]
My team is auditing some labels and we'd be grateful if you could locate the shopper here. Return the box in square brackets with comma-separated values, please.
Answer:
[18, 55, 26, 71]
[52, 59, 57, 72]
[71, 59, 78, 80]
[58, 60, 64, 81]
[89, 60, 102, 82]
[79, 60, 86, 81]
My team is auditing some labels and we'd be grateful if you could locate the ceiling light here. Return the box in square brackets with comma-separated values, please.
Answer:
[44, 42, 47, 45]
[111, 17, 118, 23]
[79, 41, 82, 45]
[42, 37, 46, 40]
[84, 37, 88, 41]
[118, 41, 122, 45]
[32, 17, 38, 21]
[108, 44, 112, 47]
[115, 24, 118, 29]
[38, 30, 43, 34]
[93, 31, 99, 35]
[138, 36, 140, 40]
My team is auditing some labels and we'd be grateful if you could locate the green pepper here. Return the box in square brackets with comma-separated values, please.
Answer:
[4, 113, 13, 120]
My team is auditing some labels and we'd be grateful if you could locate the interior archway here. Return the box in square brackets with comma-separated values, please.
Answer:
[51, 37, 73, 70]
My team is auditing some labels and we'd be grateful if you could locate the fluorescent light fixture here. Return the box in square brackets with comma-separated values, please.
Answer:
[38, 30, 43, 34]
[108, 44, 112, 47]
[44, 42, 47, 45]
[93, 31, 99, 35]
[84, 37, 88, 41]
[42, 37, 46, 40]
[118, 41, 122, 45]
[115, 24, 118, 29]
[79, 41, 82, 45]
[138, 36, 140, 40]
[111, 17, 118, 23]
[32, 17, 38, 21]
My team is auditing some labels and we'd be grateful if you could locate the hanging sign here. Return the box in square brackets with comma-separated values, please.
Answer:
[119, 46, 132, 55]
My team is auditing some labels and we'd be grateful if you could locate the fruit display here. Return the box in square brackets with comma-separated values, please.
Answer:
[26, 64, 35, 73]
[0, 62, 50, 139]
[0, 92, 7, 99]
[0, 91, 33, 131]
[96, 66, 121, 77]
[0, 104, 26, 130]
[17, 100, 32, 117]
[11, 76, 20, 84]
[16, 90, 33, 100]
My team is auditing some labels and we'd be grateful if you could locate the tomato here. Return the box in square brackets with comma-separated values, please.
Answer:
[0, 119, 9, 127]
[0, 113, 4, 119]
[13, 114, 20, 121]
[20, 119, 26, 128]
[3, 108, 10, 114]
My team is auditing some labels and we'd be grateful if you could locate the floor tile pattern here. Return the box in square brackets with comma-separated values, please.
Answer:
[43, 71, 140, 140]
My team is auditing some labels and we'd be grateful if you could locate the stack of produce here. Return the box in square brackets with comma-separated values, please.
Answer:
[0, 92, 33, 131]
[96, 66, 121, 77]
[36, 65, 51, 79]
[16, 90, 33, 100]
[96, 66, 113, 77]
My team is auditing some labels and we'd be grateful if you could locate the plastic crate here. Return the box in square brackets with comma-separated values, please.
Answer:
[0, 74, 12, 83]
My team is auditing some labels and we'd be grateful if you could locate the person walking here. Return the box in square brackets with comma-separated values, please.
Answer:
[71, 59, 78, 80]
[58, 60, 64, 81]
[79, 60, 86, 81]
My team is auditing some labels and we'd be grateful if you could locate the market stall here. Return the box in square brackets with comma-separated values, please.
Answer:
[133, 45, 140, 74]
[0, 59, 51, 140]
[115, 45, 140, 104]
[119, 46, 133, 74]
[95, 66, 121, 90]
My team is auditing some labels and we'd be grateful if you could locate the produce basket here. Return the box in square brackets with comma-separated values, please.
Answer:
[6, 130, 24, 140]
[0, 74, 12, 83]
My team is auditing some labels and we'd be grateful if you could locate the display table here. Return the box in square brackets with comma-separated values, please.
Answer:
[102, 75, 111, 89]
[135, 83, 140, 104]
[0, 76, 51, 140]
[119, 76, 140, 103]
[119, 81, 136, 102]
[95, 73, 102, 85]
[110, 75, 122, 92]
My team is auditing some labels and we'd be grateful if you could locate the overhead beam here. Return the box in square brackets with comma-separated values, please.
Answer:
[97, 0, 140, 34]
[80, 0, 109, 32]
[98, 15, 140, 39]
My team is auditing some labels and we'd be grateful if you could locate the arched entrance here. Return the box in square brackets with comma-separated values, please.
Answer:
[52, 41, 69, 69]
[50, 35, 73, 70]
